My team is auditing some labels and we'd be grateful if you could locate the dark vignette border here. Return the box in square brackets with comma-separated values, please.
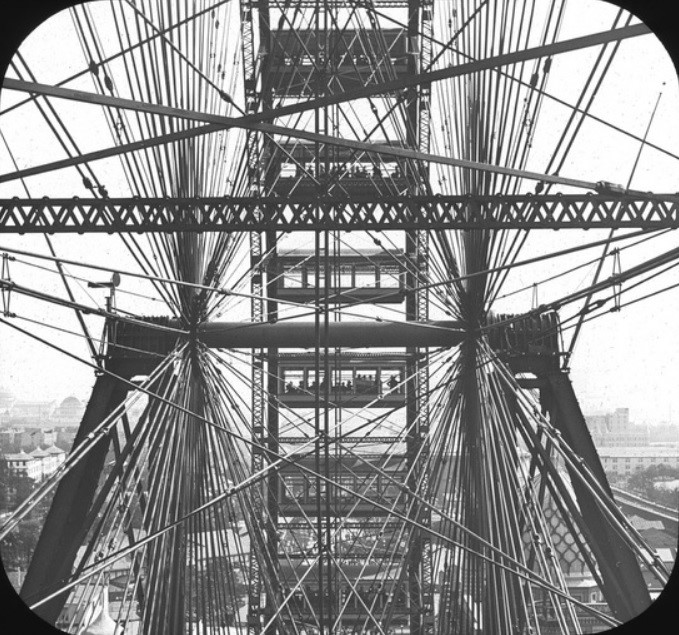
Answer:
[0, 0, 677, 633]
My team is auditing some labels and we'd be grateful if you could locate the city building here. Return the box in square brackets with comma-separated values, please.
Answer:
[7, 400, 56, 425]
[1, 425, 68, 454]
[588, 408, 650, 447]
[647, 423, 679, 445]
[2, 449, 43, 481]
[2, 444, 67, 481]
[39, 445, 67, 478]
[51, 396, 86, 426]
[597, 447, 679, 477]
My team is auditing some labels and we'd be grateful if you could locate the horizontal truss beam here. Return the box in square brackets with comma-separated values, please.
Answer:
[2, 194, 678, 232]
[200, 320, 463, 349]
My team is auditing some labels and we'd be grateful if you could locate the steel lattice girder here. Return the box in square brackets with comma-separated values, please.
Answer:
[1, 193, 679, 232]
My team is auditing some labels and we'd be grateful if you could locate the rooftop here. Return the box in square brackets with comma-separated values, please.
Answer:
[597, 447, 679, 457]
[3, 450, 32, 460]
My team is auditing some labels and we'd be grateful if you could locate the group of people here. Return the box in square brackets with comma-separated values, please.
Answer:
[285, 163, 405, 182]
[283, 374, 401, 395]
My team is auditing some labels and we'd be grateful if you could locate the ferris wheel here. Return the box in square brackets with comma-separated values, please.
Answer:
[1, 1, 678, 634]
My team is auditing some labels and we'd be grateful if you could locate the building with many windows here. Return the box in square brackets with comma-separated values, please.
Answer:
[587, 408, 650, 447]
[2, 449, 43, 481]
[597, 447, 679, 476]
[2, 444, 66, 481]
[51, 396, 86, 426]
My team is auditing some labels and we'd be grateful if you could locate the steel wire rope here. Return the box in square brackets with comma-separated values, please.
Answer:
[0, 127, 102, 363]
[289, 351, 460, 628]
[230, 342, 588, 632]
[2, 18, 668, 194]
[365, 0, 679, 167]
[195, 358, 295, 630]
[541, 258, 679, 347]
[485, 7, 631, 310]
[331, 225, 458, 317]
[564, 88, 665, 366]
[0, 242, 354, 318]
[205, 238, 320, 318]
[468, 358, 563, 632]
[476, 239, 679, 342]
[2, 2, 428, 628]
[68, 7, 187, 315]
[34, 332, 504, 596]
[398, 227, 662, 298]
[430, 0, 556, 318]
[2, 309, 621, 627]
[219, 345, 430, 441]
[493, 227, 673, 302]
[62, 362, 184, 631]
[418, 9, 644, 608]
[0, 278, 189, 334]
[10, 314, 172, 362]
[7, 1, 668, 628]
[111, 2, 234, 326]
[201, 372, 358, 632]
[479, 348, 582, 631]
[263, 3, 420, 202]
[0, 342, 182, 539]
[436, 0, 548, 318]
[10, 256, 166, 306]
[191, 226, 679, 351]
[138, 1, 202, 320]
[476, 1, 563, 305]
[3, 70, 617, 191]
[102, 9, 190, 314]
[326, 358, 466, 630]
[11, 49, 182, 318]
[122, 0, 242, 116]
[477, 337, 670, 580]
[30, 391, 619, 630]
[0, 0, 237, 117]
[342, 8, 424, 191]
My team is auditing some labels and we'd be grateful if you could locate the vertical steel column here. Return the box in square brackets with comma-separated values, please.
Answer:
[417, 8, 434, 629]
[247, 234, 266, 634]
[265, 226, 281, 634]
[313, 228, 327, 633]
[313, 5, 333, 632]
[405, 0, 434, 632]
[258, 2, 283, 630]
[404, 0, 421, 625]
[241, 0, 265, 626]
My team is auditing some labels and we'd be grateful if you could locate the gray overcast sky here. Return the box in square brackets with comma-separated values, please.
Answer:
[1, 0, 678, 425]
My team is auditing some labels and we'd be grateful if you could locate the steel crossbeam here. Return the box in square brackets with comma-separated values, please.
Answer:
[1, 194, 678, 233]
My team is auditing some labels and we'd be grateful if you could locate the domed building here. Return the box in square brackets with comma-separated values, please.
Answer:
[52, 396, 86, 426]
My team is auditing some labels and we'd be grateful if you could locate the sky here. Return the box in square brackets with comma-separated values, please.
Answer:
[0, 0, 679, 424]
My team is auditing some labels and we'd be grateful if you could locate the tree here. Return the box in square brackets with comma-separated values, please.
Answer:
[0, 465, 55, 571]
[627, 464, 679, 509]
